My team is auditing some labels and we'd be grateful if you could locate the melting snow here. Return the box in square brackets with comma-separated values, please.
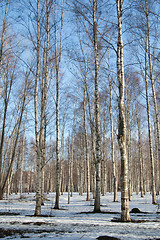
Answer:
[0, 192, 159, 239]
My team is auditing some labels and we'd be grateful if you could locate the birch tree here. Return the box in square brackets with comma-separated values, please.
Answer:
[136, 105, 144, 198]
[0, 71, 29, 200]
[144, 37, 156, 204]
[68, 132, 71, 204]
[83, 89, 91, 201]
[19, 107, 28, 199]
[34, 0, 41, 216]
[93, 0, 101, 213]
[54, 0, 63, 210]
[0, 0, 9, 95]
[116, 0, 130, 222]
[145, 0, 160, 195]
[108, 50, 118, 202]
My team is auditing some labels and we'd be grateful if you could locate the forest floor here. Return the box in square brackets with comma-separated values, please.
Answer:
[0, 192, 159, 240]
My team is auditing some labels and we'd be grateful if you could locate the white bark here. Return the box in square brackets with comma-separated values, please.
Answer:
[93, 0, 101, 213]
[116, 0, 130, 222]
[60, 109, 66, 195]
[54, 0, 63, 209]
[83, 89, 90, 201]
[108, 48, 117, 202]
[144, 37, 156, 204]
[34, 0, 41, 216]
[68, 132, 71, 204]
[145, 0, 160, 195]
[79, 128, 83, 196]
[136, 107, 144, 198]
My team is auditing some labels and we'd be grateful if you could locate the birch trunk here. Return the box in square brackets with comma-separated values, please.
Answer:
[108, 48, 117, 202]
[1, 74, 28, 200]
[60, 109, 66, 195]
[93, 0, 101, 212]
[83, 89, 90, 201]
[6, 139, 13, 199]
[125, 85, 132, 201]
[101, 125, 106, 197]
[144, 38, 156, 204]
[0, 67, 14, 198]
[116, 0, 130, 222]
[91, 126, 96, 199]
[0, 0, 9, 95]
[70, 117, 75, 197]
[82, 58, 96, 199]
[40, 43, 45, 205]
[68, 132, 71, 204]
[20, 105, 28, 199]
[34, 0, 41, 216]
[54, 0, 63, 209]
[79, 127, 84, 196]
[145, 0, 160, 195]
[40, 0, 50, 206]
[154, 122, 159, 195]
[19, 138, 24, 198]
[136, 107, 144, 198]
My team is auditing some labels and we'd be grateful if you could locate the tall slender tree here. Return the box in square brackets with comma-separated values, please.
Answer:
[145, 0, 160, 195]
[34, 0, 42, 216]
[108, 48, 118, 202]
[54, 0, 63, 209]
[93, 0, 101, 213]
[116, 0, 130, 222]
[144, 35, 156, 204]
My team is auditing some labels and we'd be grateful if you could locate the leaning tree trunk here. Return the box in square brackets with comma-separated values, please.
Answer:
[116, 0, 130, 222]
[0, 64, 14, 199]
[1, 74, 28, 200]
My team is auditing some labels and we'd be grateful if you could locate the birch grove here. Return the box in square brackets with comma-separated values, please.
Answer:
[0, 0, 159, 223]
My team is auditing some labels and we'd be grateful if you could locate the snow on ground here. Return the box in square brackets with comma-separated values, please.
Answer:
[0, 192, 160, 239]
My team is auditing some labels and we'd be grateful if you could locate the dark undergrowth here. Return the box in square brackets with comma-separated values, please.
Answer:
[0, 228, 70, 238]
[26, 214, 55, 217]
[97, 236, 120, 240]
[0, 212, 20, 216]
[0, 228, 52, 238]
[111, 218, 160, 223]
[97, 237, 160, 240]
[78, 210, 120, 214]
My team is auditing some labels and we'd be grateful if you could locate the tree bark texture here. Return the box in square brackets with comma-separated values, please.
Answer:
[145, 0, 160, 195]
[68, 132, 71, 204]
[34, 0, 41, 216]
[83, 89, 90, 201]
[144, 37, 156, 204]
[108, 48, 118, 202]
[116, 0, 130, 222]
[93, 0, 101, 213]
[54, 0, 63, 209]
